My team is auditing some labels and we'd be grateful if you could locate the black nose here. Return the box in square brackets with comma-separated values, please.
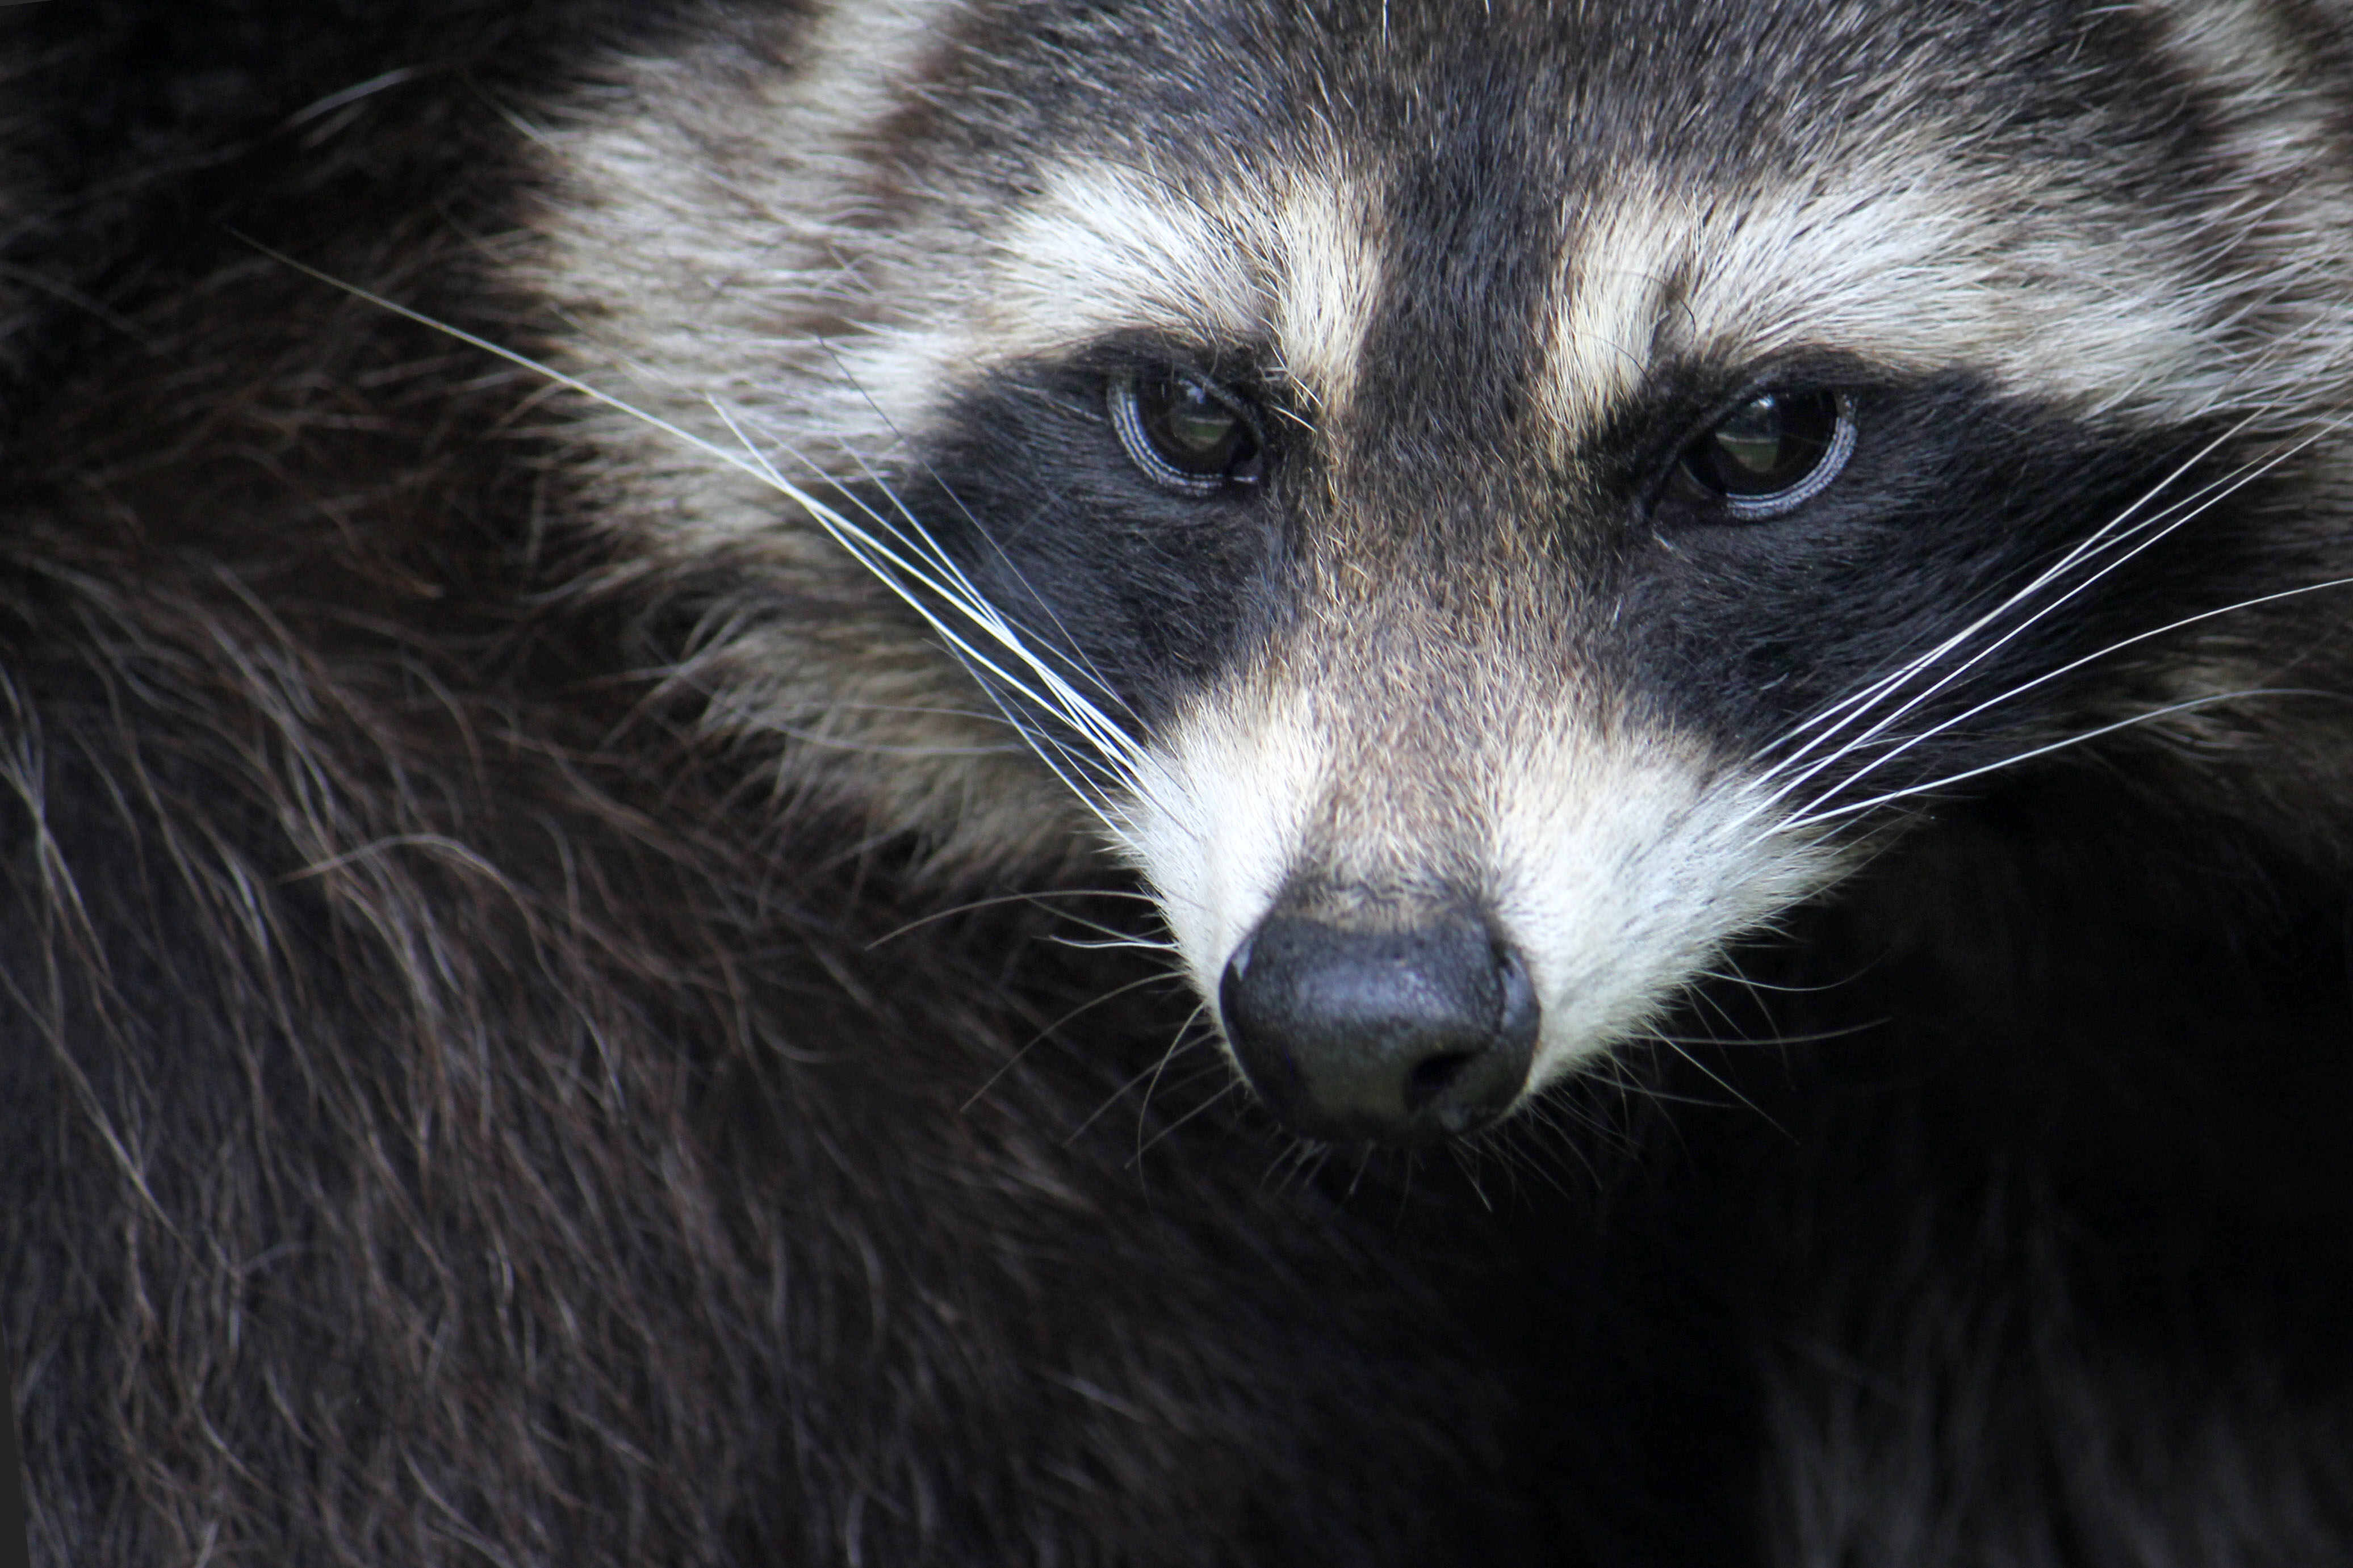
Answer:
[1217, 911, 1539, 1144]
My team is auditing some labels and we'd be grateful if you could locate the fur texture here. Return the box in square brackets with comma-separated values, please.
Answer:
[5, 2, 2352, 1564]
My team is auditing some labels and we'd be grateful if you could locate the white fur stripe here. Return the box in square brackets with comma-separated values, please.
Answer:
[1544, 161, 2271, 442]
[993, 162, 1388, 417]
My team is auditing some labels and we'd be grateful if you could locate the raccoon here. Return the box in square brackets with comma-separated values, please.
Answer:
[6, 0, 2353, 1563]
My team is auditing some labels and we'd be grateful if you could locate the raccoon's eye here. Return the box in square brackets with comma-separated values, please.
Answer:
[1107, 367, 1265, 497]
[1678, 389, 1856, 518]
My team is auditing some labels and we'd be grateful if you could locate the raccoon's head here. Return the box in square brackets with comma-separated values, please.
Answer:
[536, 0, 2353, 1143]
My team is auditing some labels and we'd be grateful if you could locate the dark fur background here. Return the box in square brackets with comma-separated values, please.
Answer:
[3, 3, 2349, 1564]
[0, 5, 1660, 1560]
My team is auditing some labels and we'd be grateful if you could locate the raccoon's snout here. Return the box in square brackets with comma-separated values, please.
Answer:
[1218, 912, 1539, 1145]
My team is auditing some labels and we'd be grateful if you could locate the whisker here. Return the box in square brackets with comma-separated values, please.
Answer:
[723, 405, 1150, 796]
[1787, 687, 2343, 829]
[1761, 426, 2344, 828]
[1032, 906, 1182, 948]
[1062, 1021, 1220, 1145]
[1745, 410, 2294, 810]
[1689, 965, 1849, 996]
[866, 887, 1161, 949]
[252, 242, 1186, 858]
[1257, 1139, 1334, 1200]
[659, 398, 1153, 840]
[1748, 478, 2266, 836]
[1127, 1078, 1246, 1167]
[1445, 1145, 1494, 1211]
[1636, 1025, 1790, 1141]
[707, 403, 1136, 764]
[1136, 1002, 1215, 1163]
[1045, 934, 1183, 953]
[809, 353, 1137, 722]
[1487, 1104, 1590, 1194]
[1787, 570, 2353, 829]
[959, 969, 1183, 1117]
[1646, 1021, 1884, 1049]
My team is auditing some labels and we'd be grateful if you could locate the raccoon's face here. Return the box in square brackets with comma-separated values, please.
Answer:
[539, 0, 2353, 1143]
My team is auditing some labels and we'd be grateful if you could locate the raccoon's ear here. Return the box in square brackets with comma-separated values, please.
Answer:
[1675, 389, 1856, 519]
[1107, 367, 1267, 496]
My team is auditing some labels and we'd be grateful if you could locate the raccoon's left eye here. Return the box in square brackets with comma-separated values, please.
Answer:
[1107, 368, 1265, 497]
[1678, 389, 1856, 518]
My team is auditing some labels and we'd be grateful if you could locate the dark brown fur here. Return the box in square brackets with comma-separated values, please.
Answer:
[0, 6, 1625, 1562]
[7, 5, 2353, 1566]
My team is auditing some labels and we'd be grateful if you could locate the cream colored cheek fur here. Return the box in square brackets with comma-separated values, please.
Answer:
[1117, 691, 1841, 1100]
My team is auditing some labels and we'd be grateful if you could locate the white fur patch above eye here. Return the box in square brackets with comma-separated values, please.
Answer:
[538, 10, 1401, 543]
[522, 0, 1003, 540]
[1543, 159, 2282, 444]
[992, 170, 1268, 352]
[990, 161, 1391, 419]
[1268, 175, 1388, 416]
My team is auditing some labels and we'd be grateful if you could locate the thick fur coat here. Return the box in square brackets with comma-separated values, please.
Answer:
[4, 2, 2350, 1563]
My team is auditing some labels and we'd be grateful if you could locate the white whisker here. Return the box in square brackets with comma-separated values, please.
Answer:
[1136, 1001, 1215, 1163]
[867, 887, 1161, 949]
[700, 398, 1160, 836]
[1745, 410, 2291, 817]
[1126, 1078, 1246, 1167]
[1635, 1025, 1789, 1139]
[1786, 687, 2339, 830]
[1757, 422, 2344, 832]
[245, 246, 1171, 852]
[1786, 571, 2353, 830]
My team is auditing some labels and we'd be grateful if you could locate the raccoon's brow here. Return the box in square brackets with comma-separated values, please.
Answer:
[1539, 169, 2231, 440]
[994, 164, 1388, 413]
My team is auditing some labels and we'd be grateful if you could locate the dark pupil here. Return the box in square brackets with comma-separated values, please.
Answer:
[1693, 391, 1837, 497]
[1143, 374, 1245, 475]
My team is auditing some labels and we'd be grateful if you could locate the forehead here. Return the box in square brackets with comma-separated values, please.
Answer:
[941, 0, 2233, 433]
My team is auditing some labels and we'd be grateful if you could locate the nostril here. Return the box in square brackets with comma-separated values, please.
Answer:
[1402, 1049, 1477, 1112]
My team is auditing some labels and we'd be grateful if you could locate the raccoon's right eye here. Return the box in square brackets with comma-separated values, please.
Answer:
[1107, 368, 1265, 497]
[1677, 389, 1856, 519]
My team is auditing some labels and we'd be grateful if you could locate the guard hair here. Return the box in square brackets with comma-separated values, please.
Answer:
[5, 2, 2353, 1565]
